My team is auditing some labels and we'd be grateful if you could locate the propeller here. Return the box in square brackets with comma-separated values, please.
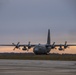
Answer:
[45, 42, 57, 49]
[51, 42, 57, 49]
[64, 41, 69, 49]
[12, 42, 20, 50]
[22, 41, 31, 51]
[28, 41, 31, 49]
[22, 46, 28, 51]
[58, 44, 64, 51]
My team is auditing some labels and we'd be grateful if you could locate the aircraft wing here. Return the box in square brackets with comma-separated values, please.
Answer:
[0, 44, 76, 47]
[19, 44, 36, 47]
[0, 43, 37, 50]
[54, 44, 76, 47]
[0, 44, 15, 46]
[67, 44, 76, 46]
[0, 44, 36, 47]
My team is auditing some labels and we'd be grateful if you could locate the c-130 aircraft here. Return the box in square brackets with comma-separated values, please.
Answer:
[0, 29, 76, 55]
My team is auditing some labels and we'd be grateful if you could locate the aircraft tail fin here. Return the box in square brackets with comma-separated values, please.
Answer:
[47, 29, 51, 45]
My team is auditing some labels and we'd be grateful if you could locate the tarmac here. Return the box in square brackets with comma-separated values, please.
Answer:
[0, 59, 76, 75]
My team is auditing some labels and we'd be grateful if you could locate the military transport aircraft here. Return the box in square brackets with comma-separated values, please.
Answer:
[0, 29, 76, 55]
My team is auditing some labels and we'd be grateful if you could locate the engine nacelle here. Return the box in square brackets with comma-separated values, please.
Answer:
[28, 46, 31, 49]
[27, 41, 31, 49]
[58, 44, 64, 51]
[51, 45, 55, 49]
[58, 47, 64, 51]
[22, 46, 27, 51]
[64, 45, 68, 49]
[64, 41, 68, 49]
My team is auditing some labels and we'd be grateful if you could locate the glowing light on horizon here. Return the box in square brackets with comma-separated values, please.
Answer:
[0, 46, 76, 54]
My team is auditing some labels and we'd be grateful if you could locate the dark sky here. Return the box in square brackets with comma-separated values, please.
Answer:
[0, 0, 76, 44]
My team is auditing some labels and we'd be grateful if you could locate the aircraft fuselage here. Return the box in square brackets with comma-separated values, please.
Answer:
[33, 44, 51, 55]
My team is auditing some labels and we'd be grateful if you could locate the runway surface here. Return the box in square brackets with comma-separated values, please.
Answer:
[0, 60, 76, 75]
